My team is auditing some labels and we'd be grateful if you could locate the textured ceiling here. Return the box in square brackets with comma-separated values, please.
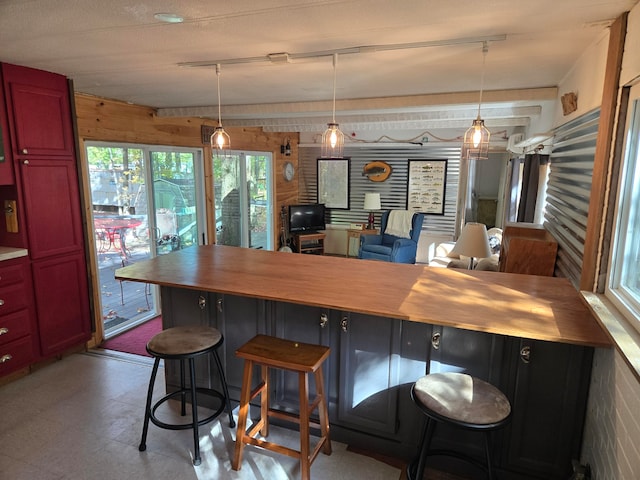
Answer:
[0, 0, 637, 139]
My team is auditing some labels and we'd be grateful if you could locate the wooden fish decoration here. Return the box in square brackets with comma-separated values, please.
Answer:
[362, 161, 392, 182]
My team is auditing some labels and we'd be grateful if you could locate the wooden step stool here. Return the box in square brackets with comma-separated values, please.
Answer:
[232, 334, 332, 480]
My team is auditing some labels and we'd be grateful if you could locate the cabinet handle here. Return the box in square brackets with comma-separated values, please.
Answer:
[520, 345, 531, 364]
[340, 316, 348, 332]
[22, 148, 28, 154]
[0, 299, 4, 306]
[0, 327, 8, 336]
[320, 313, 328, 328]
[0, 354, 12, 363]
[198, 295, 206, 310]
[23, 159, 29, 165]
[431, 332, 441, 350]
[217, 298, 223, 313]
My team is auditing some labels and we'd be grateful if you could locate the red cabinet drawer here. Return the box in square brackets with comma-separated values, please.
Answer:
[0, 283, 29, 315]
[0, 309, 31, 346]
[0, 335, 34, 376]
[0, 263, 27, 288]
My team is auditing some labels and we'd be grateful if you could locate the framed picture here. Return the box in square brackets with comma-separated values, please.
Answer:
[406, 159, 447, 215]
[317, 158, 350, 209]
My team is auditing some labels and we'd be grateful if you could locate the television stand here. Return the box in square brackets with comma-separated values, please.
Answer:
[294, 232, 325, 255]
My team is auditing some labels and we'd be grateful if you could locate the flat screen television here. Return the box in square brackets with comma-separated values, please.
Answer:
[288, 204, 326, 233]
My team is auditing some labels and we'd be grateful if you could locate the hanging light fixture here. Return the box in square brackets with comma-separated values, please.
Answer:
[211, 63, 230, 157]
[463, 42, 490, 161]
[321, 53, 345, 158]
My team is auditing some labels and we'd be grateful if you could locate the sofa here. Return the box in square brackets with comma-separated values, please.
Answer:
[429, 227, 503, 271]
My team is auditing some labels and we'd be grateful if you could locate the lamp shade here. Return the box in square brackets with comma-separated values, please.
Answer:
[364, 193, 381, 211]
[451, 222, 491, 259]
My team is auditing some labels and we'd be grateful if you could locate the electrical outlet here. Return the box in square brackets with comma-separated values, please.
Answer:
[4, 200, 18, 233]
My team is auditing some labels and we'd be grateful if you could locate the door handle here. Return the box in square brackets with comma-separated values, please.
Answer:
[520, 345, 531, 364]
[431, 332, 441, 350]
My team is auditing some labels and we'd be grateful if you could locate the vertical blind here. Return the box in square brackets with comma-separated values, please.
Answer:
[298, 145, 461, 236]
[543, 109, 600, 286]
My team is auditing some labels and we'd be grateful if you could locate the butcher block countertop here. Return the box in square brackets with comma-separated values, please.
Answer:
[116, 245, 611, 348]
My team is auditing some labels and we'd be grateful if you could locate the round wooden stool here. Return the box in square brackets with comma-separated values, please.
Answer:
[138, 325, 235, 466]
[232, 334, 332, 480]
[408, 372, 511, 480]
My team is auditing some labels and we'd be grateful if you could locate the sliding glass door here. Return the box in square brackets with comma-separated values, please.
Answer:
[214, 151, 273, 250]
[86, 142, 205, 338]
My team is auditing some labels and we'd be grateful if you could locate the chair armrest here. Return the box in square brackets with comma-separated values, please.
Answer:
[361, 234, 383, 246]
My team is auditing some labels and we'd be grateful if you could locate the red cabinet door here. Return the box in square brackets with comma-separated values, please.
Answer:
[32, 253, 90, 356]
[1, 63, 74, 158]
[18, 158, 85, 259]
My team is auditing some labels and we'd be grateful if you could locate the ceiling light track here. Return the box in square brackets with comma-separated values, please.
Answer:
[178, 34, 507, 68]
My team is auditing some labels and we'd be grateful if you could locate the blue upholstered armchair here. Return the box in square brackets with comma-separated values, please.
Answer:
[358, 210, 424, 263]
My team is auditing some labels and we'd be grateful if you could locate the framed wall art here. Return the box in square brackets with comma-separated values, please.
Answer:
[406, 159, 447, 215]
[317, 158, 350, 209]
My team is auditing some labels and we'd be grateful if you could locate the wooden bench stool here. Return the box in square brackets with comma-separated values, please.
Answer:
[138, 325, 235, 466]
[232, 334, 331, 480]
[408, 372, 512, 480]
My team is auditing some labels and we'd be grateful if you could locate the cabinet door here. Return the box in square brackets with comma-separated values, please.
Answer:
[32, 253, 90, 356]
[0, 85, 14, 185]
[159, 287, 211, 390]
[500, 338, 593, 480]
[18, 158, 84, 259]
[271, 301, 333, 415]
[338, 311, 401, 436]
[213, 293, 267, 400]
[2, 63, 74, 157]
[427, 326, 506, 460]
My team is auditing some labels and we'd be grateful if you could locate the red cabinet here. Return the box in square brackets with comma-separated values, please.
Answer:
[0, 257, 37, 376]
[18, 158, 85, 259]
[0, 69, 14, 185]
[2, 63, 75, 158]
[32, 253, 90, 356]
[0, 62, 91, 371]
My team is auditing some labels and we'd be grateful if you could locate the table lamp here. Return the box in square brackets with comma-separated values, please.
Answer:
[451, 222, 492, 269]
[364, 193, 381, 230]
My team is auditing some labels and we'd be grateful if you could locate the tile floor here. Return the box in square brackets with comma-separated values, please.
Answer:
[0, 351, 402, 480]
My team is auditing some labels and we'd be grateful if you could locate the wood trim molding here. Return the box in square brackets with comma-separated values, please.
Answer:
[580, 12, 628, 292]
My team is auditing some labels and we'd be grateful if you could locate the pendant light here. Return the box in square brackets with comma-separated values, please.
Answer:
[321, 53, 345, 158]
[211, 63, 230, 157]
[463, 42, 490, 161]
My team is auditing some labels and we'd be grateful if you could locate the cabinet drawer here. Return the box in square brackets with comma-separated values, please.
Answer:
[0, 309, 31, 346]
[0, 263, 27, 288]
[0, 335, 34, 377]
[0, 283, 30, 315]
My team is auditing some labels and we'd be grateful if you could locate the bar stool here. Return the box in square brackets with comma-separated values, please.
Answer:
[232, 334, 331, 480]
[408, 372, 511, 480]
[138, 325, 235, 466]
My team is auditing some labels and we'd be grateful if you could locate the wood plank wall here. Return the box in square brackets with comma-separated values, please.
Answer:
[74, 93, 299, 343]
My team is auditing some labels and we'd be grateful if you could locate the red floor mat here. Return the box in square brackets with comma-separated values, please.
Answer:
[100, 316, 162, 357]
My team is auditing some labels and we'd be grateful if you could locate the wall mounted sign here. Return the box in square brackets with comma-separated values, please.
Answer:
[406, 159, 447, 215]
[362, 161, 392, 182]
[317, 158, 350, 209]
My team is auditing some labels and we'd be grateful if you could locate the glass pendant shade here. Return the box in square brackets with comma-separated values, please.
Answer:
[211, 125, 230, 155]
[321, 122, 344, 158]
[463, 117, 490, 161]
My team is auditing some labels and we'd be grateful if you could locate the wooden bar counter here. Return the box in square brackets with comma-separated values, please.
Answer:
[116, 245, 609, 479]
[116, 244, 609, 348]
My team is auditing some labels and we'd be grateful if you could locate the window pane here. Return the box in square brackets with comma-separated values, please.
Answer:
[609, 94, 640, 323]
